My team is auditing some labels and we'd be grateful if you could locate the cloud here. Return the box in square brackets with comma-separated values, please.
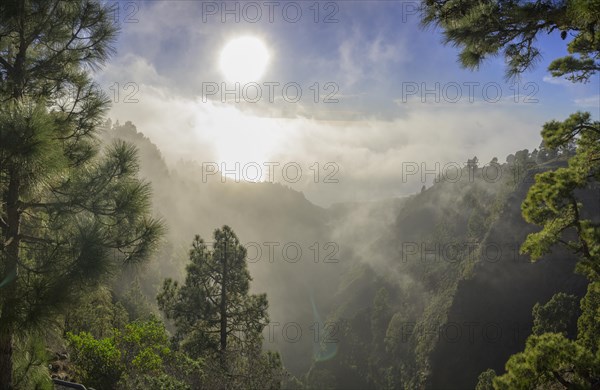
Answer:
[338, 37, 363, 87]
[95, 3, 554, 207]
[574, 95, 600, 108]
[542, 75, 572, 86]
[100, 63, 546, 207]
[336, 24, 411, 89]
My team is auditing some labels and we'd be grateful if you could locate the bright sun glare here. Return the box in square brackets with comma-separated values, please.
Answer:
[219, 36, 270, 83]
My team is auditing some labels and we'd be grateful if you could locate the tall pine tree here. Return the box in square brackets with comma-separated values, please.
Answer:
[0, 1, 163, 387]
[158, 226, 269, 363]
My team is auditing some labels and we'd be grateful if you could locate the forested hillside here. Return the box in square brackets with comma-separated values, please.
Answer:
[98, 122, 594, 389]
[302, 149, 596, 389]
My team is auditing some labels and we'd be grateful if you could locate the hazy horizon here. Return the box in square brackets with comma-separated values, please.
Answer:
[93, 1, 597, 207]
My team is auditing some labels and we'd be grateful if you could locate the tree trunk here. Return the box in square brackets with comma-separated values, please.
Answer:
[2, 2, 25, 382]
[0, 325, 14, 390]
[0, 169, 21, 389]
[220, 241, 228, 366]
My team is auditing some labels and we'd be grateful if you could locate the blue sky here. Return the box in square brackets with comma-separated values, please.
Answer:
[97, 1, 600, 206]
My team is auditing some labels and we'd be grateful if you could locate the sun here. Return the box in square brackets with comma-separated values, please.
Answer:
[219, 36, 270, 83]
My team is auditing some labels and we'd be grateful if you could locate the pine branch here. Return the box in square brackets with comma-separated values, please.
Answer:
[2, 236, 13, 249]
[0, 216, 8, 230]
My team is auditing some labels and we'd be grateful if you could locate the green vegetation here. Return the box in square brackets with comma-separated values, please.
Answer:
[67, 316, 203, 389]
[0, 0, 598, 389]
[422, 0, 600, 81]
[157, 227, 283, 389]
[305, 152, 557, 389]
[422, 0, 600, 388]
[0, 1, 162, 388]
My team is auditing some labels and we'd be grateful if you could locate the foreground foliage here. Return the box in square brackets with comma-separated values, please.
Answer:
[422, 0, 600, 388]
[0, 1, 163, 388]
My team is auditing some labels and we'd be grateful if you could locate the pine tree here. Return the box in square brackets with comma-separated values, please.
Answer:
[422, 0, 600, 81]
[521, 112, 600, 278]
[422, 1, 600, 387]
[157, 226, 269, 364]
[531, 293, 579, 336]
[0, 1, 163, 387]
